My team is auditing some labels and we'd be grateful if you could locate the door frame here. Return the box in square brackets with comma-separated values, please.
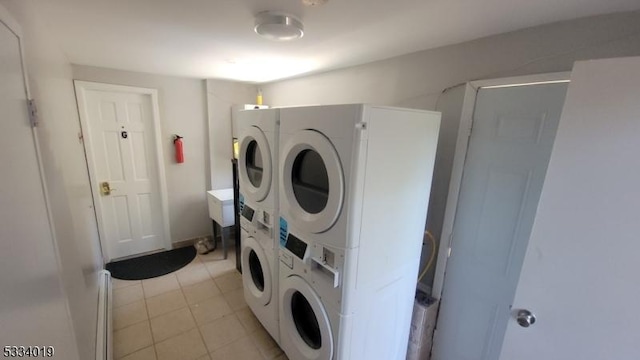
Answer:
[431, 72, 571, 298]
[74, 81, 171, 262]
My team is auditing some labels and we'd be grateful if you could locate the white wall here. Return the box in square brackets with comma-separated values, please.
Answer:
[261, 10, 640, 288]
[206, 79, 256, 189]
[72, 65, 211, 243]
[0, 1, 103, 359]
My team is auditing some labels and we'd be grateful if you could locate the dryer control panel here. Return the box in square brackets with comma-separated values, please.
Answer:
[285, 233, 307, 260]
[241, 204, 255, 221]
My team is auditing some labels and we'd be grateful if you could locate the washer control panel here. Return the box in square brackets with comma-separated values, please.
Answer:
[241, 204, 255, 221]
[280, 251, 294, 269]
[285, 233, 308, 260]
[280, 232, 310, 269]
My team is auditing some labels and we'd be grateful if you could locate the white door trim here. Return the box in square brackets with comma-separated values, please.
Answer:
[74, 81, 171, 262]
[432, 72, 571, 298]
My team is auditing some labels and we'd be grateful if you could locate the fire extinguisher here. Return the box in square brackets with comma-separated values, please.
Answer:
[173, 135, 184, 164]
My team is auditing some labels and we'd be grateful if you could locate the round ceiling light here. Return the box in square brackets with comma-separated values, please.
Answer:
[254, 12, 304, 41]
[302, 0, 328, 6]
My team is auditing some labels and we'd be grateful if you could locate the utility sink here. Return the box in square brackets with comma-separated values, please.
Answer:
[207, 189, 235, 227]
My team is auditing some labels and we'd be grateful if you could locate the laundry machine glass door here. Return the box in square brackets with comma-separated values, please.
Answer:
[282, 130, 344, 233]
[241, 233, 272, 305]
[281, 275, 334, 359]
[248, 251, 264, 291]
[239, 126, 272, 202]
[292, 149, 330, 214]
[246, 141, 263, 188]
[291, 291, 322, 349]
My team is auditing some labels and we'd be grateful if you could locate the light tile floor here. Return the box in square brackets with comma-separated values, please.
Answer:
[112, 248, 289, 360]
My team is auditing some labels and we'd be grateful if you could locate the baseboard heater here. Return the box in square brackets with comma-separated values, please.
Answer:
[96, 270, 113, 360]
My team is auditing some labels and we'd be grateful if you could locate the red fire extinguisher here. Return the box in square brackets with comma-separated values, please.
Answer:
[174, 135, 184, 164]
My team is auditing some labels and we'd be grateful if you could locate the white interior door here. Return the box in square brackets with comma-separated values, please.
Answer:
[0, 10, 78, 356]
[433, 82, 568, 360]
[500, 57, 640, 360]
[75, 82, 169, 261]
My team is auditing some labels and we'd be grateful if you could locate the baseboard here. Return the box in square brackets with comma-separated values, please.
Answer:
[172, 237, 202, 249]
[96, 270, 112, 360]
[172, 228, 237, 250]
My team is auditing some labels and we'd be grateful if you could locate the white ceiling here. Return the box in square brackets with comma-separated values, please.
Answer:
[36, 0, 640, 83]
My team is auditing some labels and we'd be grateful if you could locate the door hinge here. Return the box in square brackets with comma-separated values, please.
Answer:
[446, 232, 454, 257]
[27, 99, 39, 127]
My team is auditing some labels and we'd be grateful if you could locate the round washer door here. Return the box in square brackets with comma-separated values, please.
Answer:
[281, 275, 334, 360]
[241, 234, 272, 305]
[281, 130, 344, 233]
[239, 126, 272, 203]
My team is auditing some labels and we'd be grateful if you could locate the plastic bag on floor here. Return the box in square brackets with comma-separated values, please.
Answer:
[194, 237, 215, 254]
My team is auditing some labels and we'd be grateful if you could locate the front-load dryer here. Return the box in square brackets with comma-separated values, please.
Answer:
[277, 104, 441, 360]
[237, 108, 280, 343]
[237, 108, 279, 236]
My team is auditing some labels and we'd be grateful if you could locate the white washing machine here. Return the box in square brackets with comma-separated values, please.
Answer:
[237, 108, 280, 342]
[277, 104, 441, 360]
[240, 226, 279, 341]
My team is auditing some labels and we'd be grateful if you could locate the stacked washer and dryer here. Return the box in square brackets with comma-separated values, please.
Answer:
[238, 104, 441, 360]
[237, 108, 281, 343]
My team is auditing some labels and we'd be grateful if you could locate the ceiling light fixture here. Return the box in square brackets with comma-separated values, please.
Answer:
[302, 0, 328, 6]
[254, 12, 304, 41]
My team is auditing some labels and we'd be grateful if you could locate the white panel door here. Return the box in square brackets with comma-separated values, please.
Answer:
[433, 83, 567, 360]
[0, 11, 79, 358]
[500, 57, 640, 360]
[76, 83, 167, 260]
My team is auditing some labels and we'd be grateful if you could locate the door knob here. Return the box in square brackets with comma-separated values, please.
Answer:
[516, 309, 536, 328]
[100, 181, 111, 196]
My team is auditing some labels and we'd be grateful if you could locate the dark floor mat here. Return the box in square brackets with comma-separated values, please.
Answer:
[106, 246, 197, 280]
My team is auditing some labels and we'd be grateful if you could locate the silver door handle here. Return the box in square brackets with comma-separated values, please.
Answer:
[516, 309, 536, 328]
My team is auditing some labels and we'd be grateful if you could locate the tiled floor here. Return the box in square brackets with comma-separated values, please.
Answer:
[112, 248, 289, 360]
